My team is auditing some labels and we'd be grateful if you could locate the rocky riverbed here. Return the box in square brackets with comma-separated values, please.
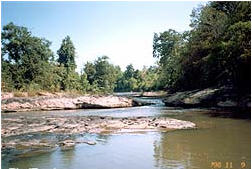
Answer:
[2, 115, 196, 137]
[2, 115, 196, 158]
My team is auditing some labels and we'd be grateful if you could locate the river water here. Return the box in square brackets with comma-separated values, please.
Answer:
[2, 97, 251, 169]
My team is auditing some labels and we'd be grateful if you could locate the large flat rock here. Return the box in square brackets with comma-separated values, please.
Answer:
[1, 95, 135, 112]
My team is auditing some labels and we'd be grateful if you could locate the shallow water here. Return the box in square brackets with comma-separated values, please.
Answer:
[2, 97, 251, 169]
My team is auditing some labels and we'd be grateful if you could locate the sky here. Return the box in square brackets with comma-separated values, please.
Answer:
[1, 1, 205, 72]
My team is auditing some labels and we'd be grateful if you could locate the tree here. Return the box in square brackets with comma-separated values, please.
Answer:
[83, 62, 96, 85]
[83, 56, 122, 93]
[114, 64, 136, 92]
[1, 22, 54, 90]
[140, 66, 159, 91]
[153, 1, 251, 92]
[153, 29, 184, 90]
[187, 1, 251, 90]
[114, 64, 160, 92]
[56, 36, 81, 91]
[124, 64, 135, 79]
[79, 72, 90, 92]
[57, 36, 77, 71]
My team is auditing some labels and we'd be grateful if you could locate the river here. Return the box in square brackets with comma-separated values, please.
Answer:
[2, 97, 251, 169]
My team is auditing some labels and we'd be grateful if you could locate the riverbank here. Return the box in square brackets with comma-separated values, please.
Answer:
[163, 87, 251, 110]
[1, 92, 149, 112]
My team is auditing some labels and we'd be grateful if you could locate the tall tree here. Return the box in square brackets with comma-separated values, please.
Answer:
[57, 36, 77, 71]
[124, 64, 135, 79]
[153, 29, 184, 90]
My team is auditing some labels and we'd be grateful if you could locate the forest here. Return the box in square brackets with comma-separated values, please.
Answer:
[1, 1, 251, 94]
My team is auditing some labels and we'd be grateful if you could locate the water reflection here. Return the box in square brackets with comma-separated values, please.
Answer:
[153, 120, 251, 169]
[59, 149, 76, 168]
[205, 109, 251, 119]
[3, 125, 251, 169]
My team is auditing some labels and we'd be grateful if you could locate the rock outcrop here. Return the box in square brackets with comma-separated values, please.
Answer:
[1, 95, 135, 112]
[163, 87, 250, 109]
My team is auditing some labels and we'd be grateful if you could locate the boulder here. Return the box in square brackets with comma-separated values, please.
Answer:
[77, 95, 133, 108]
[163, 87, 250, 109]
[77, 140, 96, 145]
[163, 88, 220, 107]
[59, 140, 76, 149]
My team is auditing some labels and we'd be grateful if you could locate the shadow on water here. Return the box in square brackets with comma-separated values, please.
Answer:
[204, 108, 251, 120]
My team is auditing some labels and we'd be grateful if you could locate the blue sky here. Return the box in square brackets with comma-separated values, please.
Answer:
[2, 1, 205, 72]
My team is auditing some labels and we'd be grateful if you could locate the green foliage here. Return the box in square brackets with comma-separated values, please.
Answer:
[153, 29, 189, 90]
[79, 72, 90, 92]
[114, 64, 159, 92]
[1, 23, 160, 94]
[1, 22, 54, 91]
[124, 64, 135, 79]
[82, 56, 121, 93]
[83, 62, 96, 85]
[3, 2, 249, 95]
[153, 1, 251, 92]
[0, 22, 161, 94]
[57, 36, 77, 71]
[56, 36, 85, 92]
[1, 59, 14, 91]
[1, 23, 85, 93]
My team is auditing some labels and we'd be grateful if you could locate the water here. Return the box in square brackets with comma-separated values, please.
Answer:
[2, 97, 251, 169]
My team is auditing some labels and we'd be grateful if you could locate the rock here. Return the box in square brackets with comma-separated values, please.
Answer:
[59, 140, 76, 149]
[163, 86, 250, 109]
[238, 95, 251, 108]
[5, 139, 56, 150]
[2, 116, 196, 137]
[217, 100, 238, 107]
[183, 88, 219, 105]
[2, 115, 196, 158]
[140, 91, 167, 97]
[77, 95, 133, 108]
[78, 140, 96, 145]
[163, 88, 219, 107]
[1, 92, 14, 100]
[1, 95, 135, 112]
